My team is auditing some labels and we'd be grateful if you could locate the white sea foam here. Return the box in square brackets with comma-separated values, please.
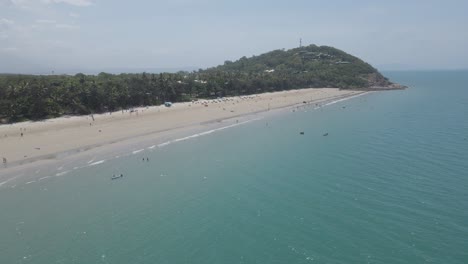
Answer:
[0, 175, 22, 187]
[169, 119, 258, 145]
[158, 142, 171, 147]
[0, 180, 11, 187]
[173, 134, 200, 142]
[147, 119, 262, 150]
[55, 170, 70, 177]
[38, 176, 51, 181]
[198, 130, 215, 136]
[87, 158, 96, 164]
[25, 181, 36, 184]
[132, 149, 144, 154]
[323, 92, 370, 107]
[89, 160, 105, 166]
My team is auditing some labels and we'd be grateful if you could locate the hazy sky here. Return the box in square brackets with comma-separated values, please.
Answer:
[1, 0, 468, 73]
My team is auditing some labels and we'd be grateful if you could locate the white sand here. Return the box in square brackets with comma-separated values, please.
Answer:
[0, 88, 362, 168]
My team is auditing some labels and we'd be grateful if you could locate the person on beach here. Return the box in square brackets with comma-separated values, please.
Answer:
[2, 157, 6, 164]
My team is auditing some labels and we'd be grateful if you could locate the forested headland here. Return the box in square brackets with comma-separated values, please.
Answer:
[0, 45, 399, 123]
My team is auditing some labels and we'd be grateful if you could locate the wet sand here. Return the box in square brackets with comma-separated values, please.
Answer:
[0, 88, 362, 173]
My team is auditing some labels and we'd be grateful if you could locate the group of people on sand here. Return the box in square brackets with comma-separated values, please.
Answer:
[2, 126, 27, 164]
[19, 127, 26, 137]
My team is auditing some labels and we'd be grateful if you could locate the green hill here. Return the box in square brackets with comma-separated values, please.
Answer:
[203, 45, 392, 89]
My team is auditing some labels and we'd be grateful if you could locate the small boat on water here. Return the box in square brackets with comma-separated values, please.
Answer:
[111, 174, 123, 180]
[323, 133, 329, 136]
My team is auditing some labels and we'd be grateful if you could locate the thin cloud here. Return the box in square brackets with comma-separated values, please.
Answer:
[7, 0, 29, 7]
[69, 12, 80, 18]
[36, 19, 56, 24]
[5, 0, 93, 7]
[0, 18, 14, 34]
[1, 47, 18, 52]
[43, 0, 93, 7]
[55, 23, 80, 29]
[6, 0, 42, 8]
[0, 18, 14, 25]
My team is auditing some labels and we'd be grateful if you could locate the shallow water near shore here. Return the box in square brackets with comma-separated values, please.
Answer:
[1, 71, 468, 263]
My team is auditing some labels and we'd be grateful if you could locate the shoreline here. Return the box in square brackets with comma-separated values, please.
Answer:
[0, 88, 369, 183]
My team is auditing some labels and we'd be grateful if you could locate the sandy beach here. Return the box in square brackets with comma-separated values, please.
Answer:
[0, 88, 363, 173]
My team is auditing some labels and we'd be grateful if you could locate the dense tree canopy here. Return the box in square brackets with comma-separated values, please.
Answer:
[0, 45, 393, 123]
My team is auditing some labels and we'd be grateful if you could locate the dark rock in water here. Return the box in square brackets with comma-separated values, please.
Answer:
[323, 132, 329, 136]
[300, 132, 304, 135]
[111, 174, 123, 180]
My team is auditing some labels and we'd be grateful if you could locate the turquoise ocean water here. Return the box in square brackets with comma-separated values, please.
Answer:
[0, 71, 467, 263]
